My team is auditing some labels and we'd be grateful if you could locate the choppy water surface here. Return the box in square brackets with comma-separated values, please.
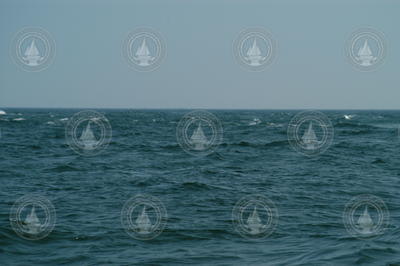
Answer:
[1, 109, 400, 265]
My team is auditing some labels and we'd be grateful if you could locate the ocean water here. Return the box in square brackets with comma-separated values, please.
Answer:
[1, 109, 400, 265]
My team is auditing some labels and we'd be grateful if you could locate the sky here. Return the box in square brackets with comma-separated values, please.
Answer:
[0, 0, 399, 109]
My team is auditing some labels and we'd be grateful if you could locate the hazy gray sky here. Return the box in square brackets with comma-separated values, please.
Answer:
[0, 0, 399, 109]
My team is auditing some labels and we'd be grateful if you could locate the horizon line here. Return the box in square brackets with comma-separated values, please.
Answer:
[1, 106, 400, 111]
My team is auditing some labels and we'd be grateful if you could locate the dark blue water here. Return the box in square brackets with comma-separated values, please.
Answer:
[1, 109, 400, 265]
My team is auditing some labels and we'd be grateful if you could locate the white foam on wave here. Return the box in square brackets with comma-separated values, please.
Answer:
[59, 118, 69, 121]
[0, 110, 6, 115]
[344, 115, 355, 120]
[266, 122, 283, 127]
[248, 118, 261, 126]
[13, 118, 25, 121]
[371, 123, 399, 129]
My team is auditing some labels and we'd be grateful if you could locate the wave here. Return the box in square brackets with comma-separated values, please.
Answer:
[265, 139, 288, 147]
[335, 121, 400, 130]
[221, 140, 287, 148]
[154, 143, 181, 152]
[45, 164, 81, 172]
[334, 122, 379, 129]
[31, 144, 43, 150]
[220, 141, 252, 147]
[248, 118, 261, 126]
[179, 182, 213, 190]
[169, 181, 231, 192]
[372, 158, 386, 164]
[294, 240, 399, 265]
[343, 114, 356, 120]
[166, 228, 233, 241]
[266, 122, 284, 127]
[339, 129, 373, 135]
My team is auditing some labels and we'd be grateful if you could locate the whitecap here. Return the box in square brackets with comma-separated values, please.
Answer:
[248, 118, 261, 126]
[59, 118, 69, 121]
[0, 110, 6, 115]
[266, 122, 283, 127]
[13, 118, 25, 121]
[344, 115, 355, 120]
